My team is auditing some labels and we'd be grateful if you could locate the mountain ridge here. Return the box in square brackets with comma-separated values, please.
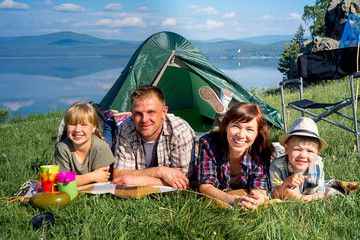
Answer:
[0, 31, 291, 58]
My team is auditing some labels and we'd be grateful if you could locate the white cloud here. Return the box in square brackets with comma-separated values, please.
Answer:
[138, 6, 149, 12]
[188, 5, 200, 9]
[99, 12, 127, 18]
[0, 100, 34, 111]
[73, 21, 91, 27]
[55, 18, 73, 23]
[183, 19, 224, 31]
[206, 20, 224, 29]
[288, 12, 301, 20]
[162, 18, 176, 27]
[192, 6, 218, 16]
[260, 14, 274, 20]
[97, 82, 114, 89]
[58, 97, 88, 105]
[0, 0, 29, 10]
[32, 0, 53, 7]
[44, 0, 52, 6]
[277, 12, 302, 21]
[223, 12, 235, 19]
[95, 29, 121, 35]
[54, 3, 85, 12]
[95, 17, 147, 27]
[103, 3, 122, 11]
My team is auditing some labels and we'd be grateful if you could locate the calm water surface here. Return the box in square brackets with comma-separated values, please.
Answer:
[0, 57, 282, 116]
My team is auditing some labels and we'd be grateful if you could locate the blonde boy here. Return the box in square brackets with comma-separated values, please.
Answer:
[270, 117, 328, 201]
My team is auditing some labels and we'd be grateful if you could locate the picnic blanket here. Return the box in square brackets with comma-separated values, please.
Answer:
[77, 182, 234, 208]
[78, 182, 181, 199]
[4, 179, 358, 209]
[78, 180, 360, 208]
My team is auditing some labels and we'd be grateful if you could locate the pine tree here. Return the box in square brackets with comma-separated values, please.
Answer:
[278, 24, 305, 79]
[292, 24, 306, 47]
[277, 42, 300, 79]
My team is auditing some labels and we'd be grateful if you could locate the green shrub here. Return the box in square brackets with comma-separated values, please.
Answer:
[0, 107, 10, 123]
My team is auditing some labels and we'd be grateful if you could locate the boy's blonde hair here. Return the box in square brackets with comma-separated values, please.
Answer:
[64, 102, 103, 140]
[285, 135, 320, 150]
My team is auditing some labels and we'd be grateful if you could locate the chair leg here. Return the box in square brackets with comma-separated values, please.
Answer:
[300, 77, 304, 118]
[350, 76, 359, 153]
[280, 84, 287, 132]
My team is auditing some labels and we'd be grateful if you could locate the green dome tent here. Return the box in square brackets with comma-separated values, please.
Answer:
[100, 31, 282, 132]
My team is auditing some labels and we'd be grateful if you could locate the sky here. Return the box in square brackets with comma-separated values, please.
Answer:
[0, 0, 316, 41]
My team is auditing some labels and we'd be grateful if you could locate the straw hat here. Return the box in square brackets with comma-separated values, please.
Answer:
[279, 117, 328, 151]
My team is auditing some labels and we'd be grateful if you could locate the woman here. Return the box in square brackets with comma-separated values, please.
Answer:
[196, 102, 274, 209]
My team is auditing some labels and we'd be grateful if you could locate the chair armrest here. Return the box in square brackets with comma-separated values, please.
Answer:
[279, 78, 301, 86]
[352, 72, 360, 78]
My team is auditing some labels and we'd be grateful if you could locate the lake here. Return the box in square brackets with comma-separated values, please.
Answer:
[0, 56, 282, 116]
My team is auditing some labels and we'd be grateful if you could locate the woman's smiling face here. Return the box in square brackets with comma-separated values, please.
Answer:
[226, 118, 258, 156]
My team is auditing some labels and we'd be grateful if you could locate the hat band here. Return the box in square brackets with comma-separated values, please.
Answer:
[288, 129, 319, 138]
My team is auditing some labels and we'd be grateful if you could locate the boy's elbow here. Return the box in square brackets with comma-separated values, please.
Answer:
[303, 192, 325, 201]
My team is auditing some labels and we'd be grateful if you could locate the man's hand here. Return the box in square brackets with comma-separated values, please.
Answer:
[157, 166, 189, 189]
[112, 175, 148, 186]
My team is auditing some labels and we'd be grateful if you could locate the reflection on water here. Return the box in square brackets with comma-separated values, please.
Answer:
[0, 57, 282, 116]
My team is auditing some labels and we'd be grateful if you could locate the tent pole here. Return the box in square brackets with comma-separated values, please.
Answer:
[152, 50, 175, 86]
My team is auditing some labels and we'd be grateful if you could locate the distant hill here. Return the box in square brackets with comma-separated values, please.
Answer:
[0, 37, 17, 43]
[238, 35, 293, 45]
[0, 31, 290, 58]
[0, 31, 141, 58]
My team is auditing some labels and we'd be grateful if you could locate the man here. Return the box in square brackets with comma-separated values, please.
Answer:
[112, 86, 195, 189]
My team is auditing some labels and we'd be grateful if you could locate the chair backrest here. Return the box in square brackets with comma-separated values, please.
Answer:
[298, 46, 360, 81]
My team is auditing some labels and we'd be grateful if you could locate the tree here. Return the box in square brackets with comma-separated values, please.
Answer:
[302, 0, 330, 38]
[278, 41, 299, 79]
[292, 24, 306, 47]
[278, 24, 305, 79]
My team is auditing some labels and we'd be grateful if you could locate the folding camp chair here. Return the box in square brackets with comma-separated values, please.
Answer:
[280, 46, 360, 152]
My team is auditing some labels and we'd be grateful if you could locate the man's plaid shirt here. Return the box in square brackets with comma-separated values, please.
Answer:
[114, 114, 195, 177]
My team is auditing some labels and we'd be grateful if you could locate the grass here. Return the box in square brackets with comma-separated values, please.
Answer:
[1, 79, 360, 239]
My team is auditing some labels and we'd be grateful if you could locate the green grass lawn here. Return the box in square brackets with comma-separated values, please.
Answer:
[1, 79, 360, 239]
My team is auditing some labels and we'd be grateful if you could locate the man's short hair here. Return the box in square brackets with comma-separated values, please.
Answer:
[130, 86, 165, 106]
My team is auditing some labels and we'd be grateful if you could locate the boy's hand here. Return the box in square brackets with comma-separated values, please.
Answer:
[284, 173, 307, 188]
[285, 185, 302, 200]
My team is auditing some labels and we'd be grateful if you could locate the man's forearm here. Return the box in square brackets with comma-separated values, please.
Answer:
[113, 166, 188, 189]
[113, 167, 162, 179]
[112, 174, 168, 187]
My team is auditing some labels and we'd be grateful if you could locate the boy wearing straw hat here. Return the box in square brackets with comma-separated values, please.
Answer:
[270, 117, 328, 202]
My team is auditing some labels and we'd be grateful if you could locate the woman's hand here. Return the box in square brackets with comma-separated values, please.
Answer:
[234, 189, 267, 210]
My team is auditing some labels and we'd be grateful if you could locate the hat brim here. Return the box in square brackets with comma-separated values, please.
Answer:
[279, 132, 328, 151]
